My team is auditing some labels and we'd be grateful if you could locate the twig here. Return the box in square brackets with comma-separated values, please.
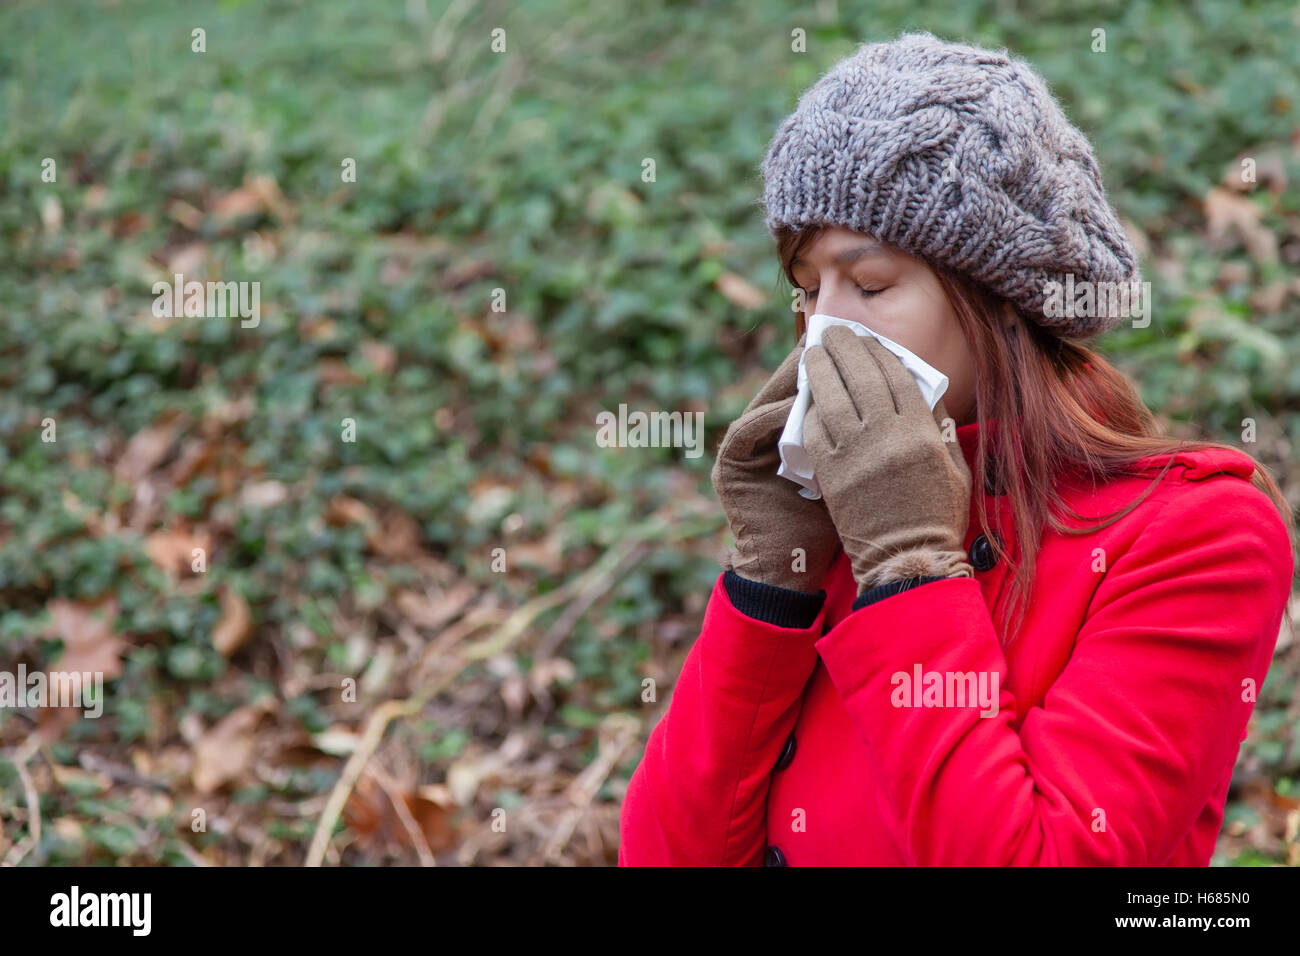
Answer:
[534, 541, 651, 663]
[1, 735, 43, 867]
[304, 696, 422, 867]
[79, 752, 170, 791]
[367, 766, 436, 867]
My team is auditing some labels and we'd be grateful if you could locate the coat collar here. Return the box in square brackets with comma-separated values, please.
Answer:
[952, 416, 1257, 497]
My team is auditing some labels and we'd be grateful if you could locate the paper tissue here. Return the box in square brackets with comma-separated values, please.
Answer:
[777, 313, 950, 500]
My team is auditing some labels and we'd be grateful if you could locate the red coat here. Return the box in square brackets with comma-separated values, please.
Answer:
[619, 418, 1294, 865]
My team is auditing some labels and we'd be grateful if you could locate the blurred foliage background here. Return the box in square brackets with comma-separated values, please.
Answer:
[1, 0, 1298, 866]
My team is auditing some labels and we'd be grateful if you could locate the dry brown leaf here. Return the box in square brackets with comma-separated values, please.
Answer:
[210, 175, 295, 223]
[36, 704, 82, 743]
[248, 174, 295, 221]
[1204, 187, 1278, 265]
[325, 495, 376, 528]
[115, 414, 183, 483]
[508, 537, 564, 573]
[317, 358, 364, 386]
[298, 316, 339, 341]
[165, 437, 217, 487]
[438, 258, 497, 291]
[239, 481, 289, 509]
[212, 587, 253, 658]
[167, 199, 203, 231]
[1222, 150, 1288, 195]
[210, 186, 262, 220]
[360, 340, 397, 375]
[144, 525, 210, 579]
[192, 702, 273, 794]
[368, 509, 424, 561]
[342, 772, 459, 856]
[715, 271, 767, 309]
[166, 242, 207, 275]
[110, 210, 147, 239]
[47, 598, 126, 679]
[41, 195, 63, 234]
[394, 582, 476, 630]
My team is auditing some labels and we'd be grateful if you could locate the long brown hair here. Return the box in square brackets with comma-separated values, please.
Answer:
[776, 224, 1296, 645]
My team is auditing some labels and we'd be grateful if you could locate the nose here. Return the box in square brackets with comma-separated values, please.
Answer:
[812, 276, 857, 323]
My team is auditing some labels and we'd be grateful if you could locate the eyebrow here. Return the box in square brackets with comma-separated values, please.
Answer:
[791, 243, 889, 268]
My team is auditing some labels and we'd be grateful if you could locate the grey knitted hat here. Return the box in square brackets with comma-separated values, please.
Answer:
[760, 32, 1140, 338]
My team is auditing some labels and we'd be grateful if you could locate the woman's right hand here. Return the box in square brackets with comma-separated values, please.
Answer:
[711, 337, 842, 593]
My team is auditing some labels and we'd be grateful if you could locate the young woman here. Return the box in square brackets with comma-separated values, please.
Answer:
[618, 33, 1296, 866]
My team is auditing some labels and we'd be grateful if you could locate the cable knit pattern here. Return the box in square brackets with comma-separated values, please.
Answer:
[759, 32, 1141, 338]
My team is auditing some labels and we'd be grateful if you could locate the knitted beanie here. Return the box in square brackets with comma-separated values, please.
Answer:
[759, 32, 1141, 338]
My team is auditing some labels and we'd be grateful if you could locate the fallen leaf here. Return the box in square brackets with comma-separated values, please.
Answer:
[367, 509, 424, 561]
[192, 702, 271, 794]
[317, 358, 365, 386]
[165, 437, 216, 487]
[239, 481, 289, 509]
[144, 525, 210, 579]
[360, 340, 397, 375]
[343, 771, 459, 856]
[210, 186, 262, 221]
[47, 598, 126, 679]
[41, 195, 63, 234]
[212, 587, 253, 658]
[325, 495, 376, 528]
[115, 414, 183, 483]
[167, 200, 203, 231]
[1204, 187, 1278, 265]
[310, 727, 361, 756]
[298, 316, 339, 341]
[438, 258, 497, 291]
[395, 582, 476, 631]
[166, 242, 207, 276]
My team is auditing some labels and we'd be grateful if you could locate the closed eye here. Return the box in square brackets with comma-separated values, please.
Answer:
[803, 284, 883, 300]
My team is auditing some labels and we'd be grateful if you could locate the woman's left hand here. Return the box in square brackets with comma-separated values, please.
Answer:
[803, 325, 974, 595]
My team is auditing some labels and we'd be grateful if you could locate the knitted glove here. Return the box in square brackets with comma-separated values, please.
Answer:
[711, 337, 841, 593]
[802, 325, 974, 595]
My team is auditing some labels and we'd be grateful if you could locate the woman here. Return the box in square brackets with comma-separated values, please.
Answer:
[618, 33, 1296, 866]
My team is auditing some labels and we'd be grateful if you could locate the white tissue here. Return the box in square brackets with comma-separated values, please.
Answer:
[777, 313, 950, 500]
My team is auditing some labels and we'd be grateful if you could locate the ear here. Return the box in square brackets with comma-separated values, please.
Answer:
[1000, 301, 1017, 330]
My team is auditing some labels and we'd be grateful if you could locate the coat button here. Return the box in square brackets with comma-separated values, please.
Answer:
[763, 845, 787, 867]
[969, 533, 998, 572]
[773, 732, 797, 772]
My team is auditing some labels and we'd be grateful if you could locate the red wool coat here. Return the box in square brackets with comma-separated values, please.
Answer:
[618, 418, 1294, 865]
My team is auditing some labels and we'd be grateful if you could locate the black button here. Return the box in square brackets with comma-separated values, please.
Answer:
[774, 733, 797, 772]
[763, 845, 787, 867]
[969, 533, 998, 572]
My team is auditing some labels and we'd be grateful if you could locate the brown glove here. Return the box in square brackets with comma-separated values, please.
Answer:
[711, 337, 841, 593]
[802, 325, 973, 595]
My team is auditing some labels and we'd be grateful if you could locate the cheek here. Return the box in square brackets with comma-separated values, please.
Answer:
[875, 291, 974, 389]
[871, 290, 952, 363]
